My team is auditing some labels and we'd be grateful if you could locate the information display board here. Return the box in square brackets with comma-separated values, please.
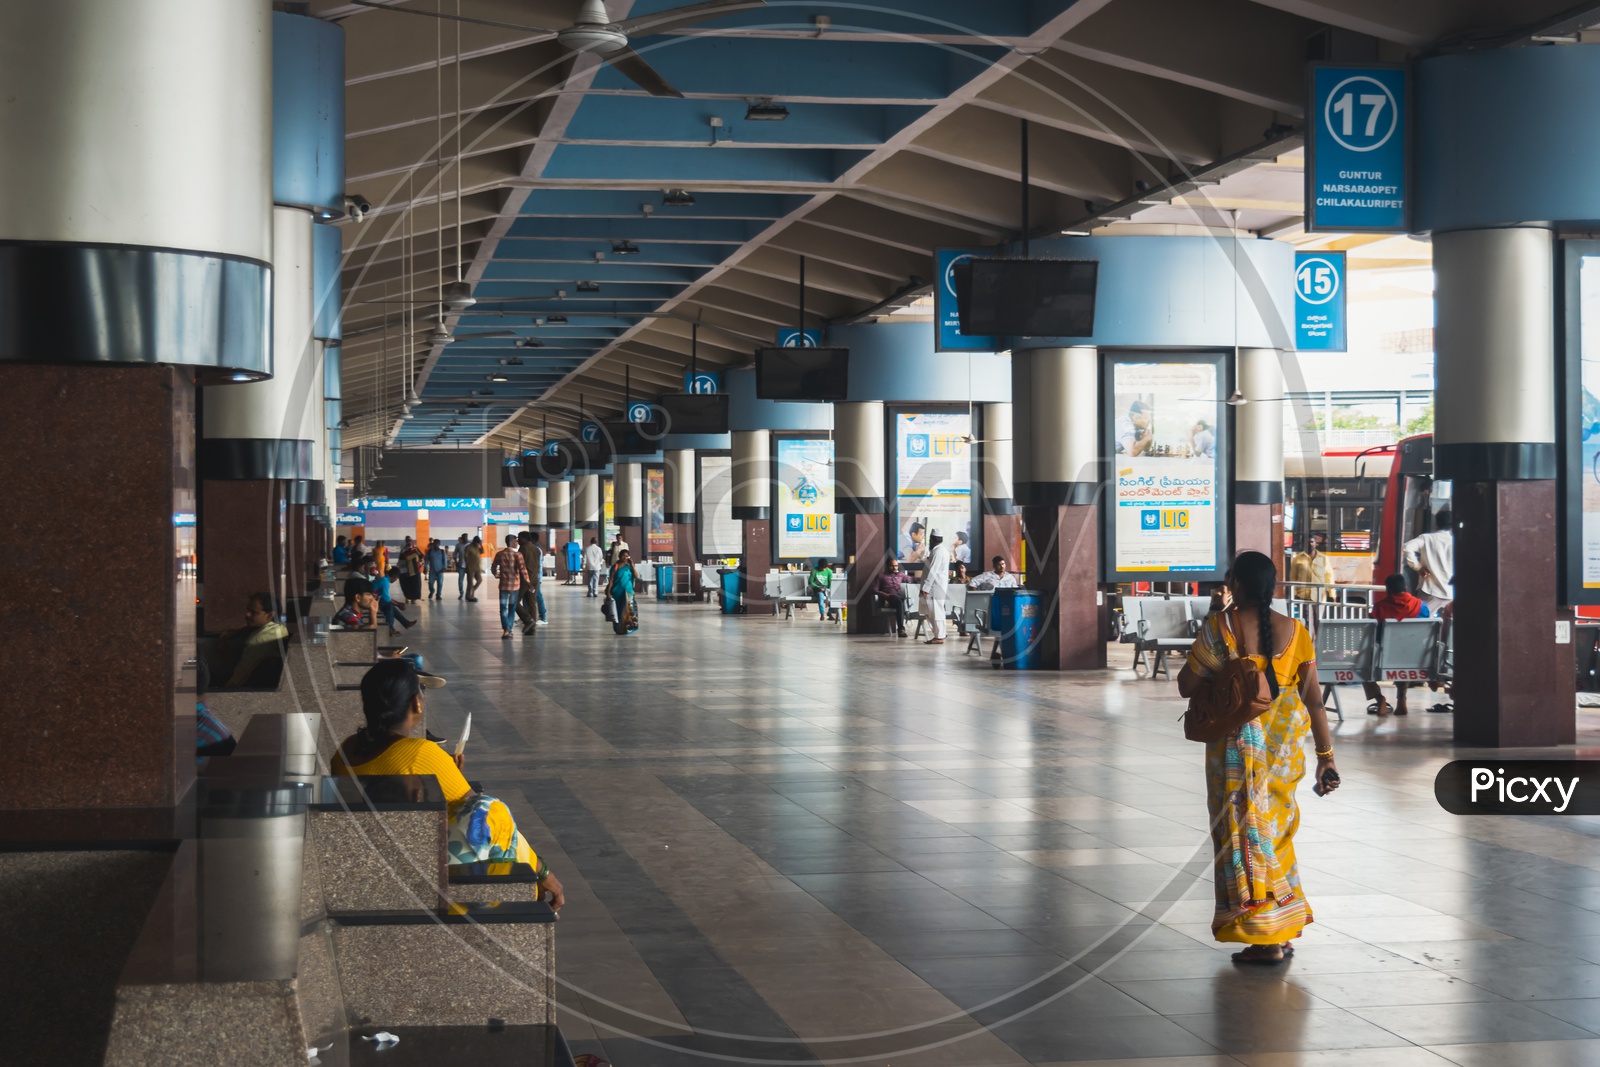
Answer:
[1564, 244, 1600, 602]
[1105, 356, 1227, 580]
[698, 454, 741, 556]
[1306, 64, 1409, 233]
[774, 437, 841, 561]
[647, 466, 672, 555]
[894, 411, 973, 566]
[935, 249, 999, 352]
[1294, 251, 1347, 351]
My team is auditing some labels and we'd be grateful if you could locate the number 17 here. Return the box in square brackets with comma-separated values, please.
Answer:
[1332, 92, 1387, 137]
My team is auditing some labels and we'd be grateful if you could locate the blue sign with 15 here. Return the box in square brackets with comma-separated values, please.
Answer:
[1294, 251, 1346, 351]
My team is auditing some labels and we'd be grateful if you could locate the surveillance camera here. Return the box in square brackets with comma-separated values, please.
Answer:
[344, 193, 372, 221]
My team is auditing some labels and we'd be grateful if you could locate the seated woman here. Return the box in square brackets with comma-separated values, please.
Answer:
[331, 658, 566, 909]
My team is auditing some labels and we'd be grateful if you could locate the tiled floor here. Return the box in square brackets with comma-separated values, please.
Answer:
[402, 583, 1600, 1066]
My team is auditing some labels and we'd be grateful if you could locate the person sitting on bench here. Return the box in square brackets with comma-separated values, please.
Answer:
[331, 658, 566, 910]
[968, 556, 1019, 590]
[1363, 572, 1431, 716]
[204, 591, 288, 689]
[874, 557, 910, 638]
[333, 582, 379, 629]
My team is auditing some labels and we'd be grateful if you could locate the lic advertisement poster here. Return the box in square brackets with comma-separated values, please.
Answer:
[895, 412, 972, 566]
[776, 437, 839, 560]
[1110, 360, 1221, 574]
[647, 466, 672, 555]
[1582, 257, 1600, 588]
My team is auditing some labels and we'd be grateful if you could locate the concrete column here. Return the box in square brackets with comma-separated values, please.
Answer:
[1234, 348, 1286, 563]
[1433, 226, 1567, 746]
[0, 0, 273, 811]
[833, 403, 888, 630]
[979, 402, 1023, 578]
[731, 431, 772, 607]
[1014, 347, 1105, 669]
[574, 474, 601, 530]
[527, 484, 548, 530]
[613, 462, 644, 561]
[665, 450, 697, 583]
[545, 480, 572, 579]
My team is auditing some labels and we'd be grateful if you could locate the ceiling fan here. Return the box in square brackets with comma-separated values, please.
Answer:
[348, 0, 767, 97]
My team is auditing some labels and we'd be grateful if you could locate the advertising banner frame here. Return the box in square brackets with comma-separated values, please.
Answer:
[770, 432, 843, 564]
[1101, 351, 1231, 584]
[887, 404, 979, 574]
[646, 465, 672, 556]
[1560, 239, 1600, 605]
[695, 450, 741, 559]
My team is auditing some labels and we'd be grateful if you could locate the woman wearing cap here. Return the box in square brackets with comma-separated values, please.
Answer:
[331, 659, 566, 909]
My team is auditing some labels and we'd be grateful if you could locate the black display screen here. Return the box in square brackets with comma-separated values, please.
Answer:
[954, 257, 1098, 337]
[657, 392, 730, 434]
[755, 347, 850, 401]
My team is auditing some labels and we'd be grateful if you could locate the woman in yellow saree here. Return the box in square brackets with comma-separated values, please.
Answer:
[1179, 551, 1341, 963]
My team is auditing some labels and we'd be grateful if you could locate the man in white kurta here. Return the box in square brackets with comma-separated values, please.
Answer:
[921, 533, 951, 644]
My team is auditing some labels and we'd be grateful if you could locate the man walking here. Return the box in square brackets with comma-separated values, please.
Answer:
[517, 531, 547, 634]
[464, 536, 484, 601]
[454, 533, 470, 599]
[425, 538, 447, 600]
[921, 532, 951, 645]
[490, 535, 530, 639]
[583, 536, 606, 598]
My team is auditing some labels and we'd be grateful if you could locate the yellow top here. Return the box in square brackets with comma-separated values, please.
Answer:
[330, 736, 472, 802]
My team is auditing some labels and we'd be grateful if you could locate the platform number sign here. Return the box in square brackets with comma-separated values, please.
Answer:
[1294, 251, 1346, 351]
[934, 249, 999, 352]
[580, 422, 601, 443]
[684, 371, 721, 394]
[1306, 65, 1409, 233]
[626, 402, 653, 424]
[776, 328, 821, 348]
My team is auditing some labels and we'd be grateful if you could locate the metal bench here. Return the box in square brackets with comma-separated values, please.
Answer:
[964, 588, 994, 656]
[1133, 598, 1199, 679]
[1313, 618, 1375, 722]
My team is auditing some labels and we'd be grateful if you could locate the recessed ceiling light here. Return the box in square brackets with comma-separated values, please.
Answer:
[547, 314, 568, 324]
[663, 189, 696, 207]
[500, 357, 525, 365]
[611, 240, 640, 256]
[745, 99, 788, 121]
[518, 338, 545, 348]
[488, 373, 510, 382]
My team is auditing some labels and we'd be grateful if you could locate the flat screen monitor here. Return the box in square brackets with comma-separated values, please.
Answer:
[500, 460, 526, 489]
[655, 392, 730, 435]
[755, 347, 850, 402]
[602, 419, 663, 457]
[523, 447, 571, 481]
[953, 257, 1098, 337]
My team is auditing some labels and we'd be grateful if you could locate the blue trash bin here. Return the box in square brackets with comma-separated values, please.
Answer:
[990, 589, 1043, 670]
[655, 562, 675, 600]
[719, 569, 741, 614]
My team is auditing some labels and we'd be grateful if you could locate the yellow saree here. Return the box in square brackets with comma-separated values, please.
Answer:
[1186, 612, 1315, 945]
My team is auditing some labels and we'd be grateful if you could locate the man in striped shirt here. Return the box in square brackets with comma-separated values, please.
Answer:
[491, 538, 531, 639]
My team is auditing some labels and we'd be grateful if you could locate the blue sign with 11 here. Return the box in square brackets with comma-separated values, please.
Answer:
[1294, 251, 1347, 351]
[684, 371, 721, 394]
[776, 328, 822, 348]
[1307, 65, 1409, 232]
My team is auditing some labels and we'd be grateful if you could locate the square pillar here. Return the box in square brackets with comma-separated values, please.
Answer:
[1233, 503, 1283, 563]
[200, 480, 285, 632]
[1453, 481, 1572, 746]
[619, 521, 643, 562]
[0, 365, 196, 809]
[1022, 504, 1106, 670]
[741, 520, 771, 609]
[845, 513, 889, 635]
[981, 512, 1024, 574]
[673, 522, 699, 595]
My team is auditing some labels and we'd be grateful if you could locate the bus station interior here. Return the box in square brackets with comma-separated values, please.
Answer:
[14, 1, 1600, 1065]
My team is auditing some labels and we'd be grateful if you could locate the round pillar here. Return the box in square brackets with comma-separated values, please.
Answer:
[613, 463, 643, 521]
[731, 431, 770, 520]
[665, 450, 696, 525]
[545, 480, 572, 528]
[833, 402, 886, 514]
[574, 474, 601, 530]
[1235, 349, 1285, 501]
[979, 403, 1014, 514]
[1013, 346, 1099, 505]
[1434, 227, 1556, 479]
[528, 484, 548, 529]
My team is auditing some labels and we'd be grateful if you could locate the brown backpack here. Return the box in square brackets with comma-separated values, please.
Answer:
[1183, 614, 1279, 743]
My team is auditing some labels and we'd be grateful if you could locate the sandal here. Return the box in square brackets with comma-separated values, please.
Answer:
[1231, 945, 1290, 965]
[1366, 700, 1389, 716]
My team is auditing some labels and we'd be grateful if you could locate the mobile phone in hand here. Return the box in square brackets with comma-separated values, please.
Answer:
[1312, 767, 1340, 797]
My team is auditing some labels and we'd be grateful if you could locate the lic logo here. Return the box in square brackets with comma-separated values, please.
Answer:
[786, 514, 804, 532]
[906, 434, 930, 459]
[1142, 509, 1190, 530]
[627, 402, 653, 424]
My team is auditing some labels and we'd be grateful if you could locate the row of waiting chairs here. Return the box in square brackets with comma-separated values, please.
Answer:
[1313, 617, 1453, 720]
[1117, 596, 1289, 680]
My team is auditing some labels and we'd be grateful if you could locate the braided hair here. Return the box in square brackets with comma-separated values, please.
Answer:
[357, 658, 422, 743]
[1232, 550, 1281, 698]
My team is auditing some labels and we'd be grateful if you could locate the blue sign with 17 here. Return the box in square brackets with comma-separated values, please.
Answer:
[1307, 65, 1409, 232]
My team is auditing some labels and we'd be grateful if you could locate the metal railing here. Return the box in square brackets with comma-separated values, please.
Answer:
[1282, 582, 1383, 633]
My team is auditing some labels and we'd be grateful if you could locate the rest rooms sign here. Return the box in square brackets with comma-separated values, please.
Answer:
[1306, 64, 1409, 233]
[1294, 251, 1347, 351]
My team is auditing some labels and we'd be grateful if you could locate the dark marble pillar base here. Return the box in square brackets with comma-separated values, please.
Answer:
[618, 522, 643, 563]
[742, 520, 772, 608]
[200, 479, 285, 631]
[0, 364, 196, 808]
[285, 502, 311, 602]
[846, 513, 890, 635]
[982, 513, 1024, 575]
[1454, 480, 1573, 747]
[673, 522, 699, 594]
[1233, 502, 1283, 564]
[1022, 504, 1107, 671]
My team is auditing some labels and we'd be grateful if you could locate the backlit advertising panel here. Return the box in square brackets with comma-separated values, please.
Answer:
[1107, 357, 1226, 579]
[895, 411, 973, 567]
[775, 437, 840, 561]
